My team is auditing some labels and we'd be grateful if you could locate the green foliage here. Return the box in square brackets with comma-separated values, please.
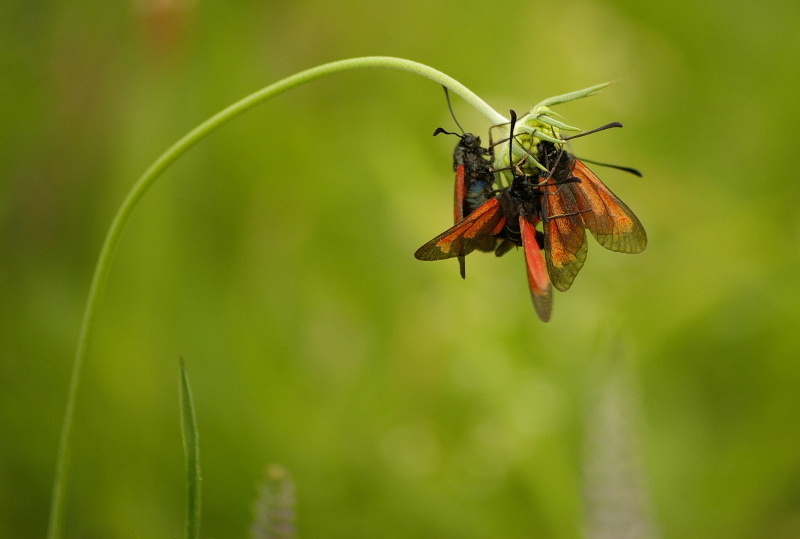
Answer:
[2, 0, 799, 538]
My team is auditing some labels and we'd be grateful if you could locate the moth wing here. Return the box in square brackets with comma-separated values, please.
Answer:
[415, 197, 506, 261]
[521, 216, 552, 322]
[542, 179, 589, 292]
[454, 164, 467, 278]
[569, 159, 647, 254]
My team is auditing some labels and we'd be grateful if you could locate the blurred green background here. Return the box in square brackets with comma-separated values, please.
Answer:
[3, 0, 799, 537]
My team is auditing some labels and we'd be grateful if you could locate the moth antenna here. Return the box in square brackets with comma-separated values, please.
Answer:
[563, 121, 623, 141]
[575, 157, 643, 177]
[433, 127, 459, 137]
[560, 122, 641, 176]
[442, 86, 466, 134]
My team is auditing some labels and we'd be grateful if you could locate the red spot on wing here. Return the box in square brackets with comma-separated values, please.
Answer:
[454, 165, 466, 224]
[454, 165, 468, 278]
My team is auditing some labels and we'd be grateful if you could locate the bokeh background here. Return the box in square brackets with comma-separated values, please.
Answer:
[3, 0, 799, 538]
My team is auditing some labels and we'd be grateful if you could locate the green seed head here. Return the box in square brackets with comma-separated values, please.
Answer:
[493, 82, 614, 183]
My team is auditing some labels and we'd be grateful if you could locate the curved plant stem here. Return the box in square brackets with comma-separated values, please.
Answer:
[47, 56, 505, 539]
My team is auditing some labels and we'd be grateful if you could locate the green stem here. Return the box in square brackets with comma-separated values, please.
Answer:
[47, 56, 504, 539]
[179, 359, 201, 539]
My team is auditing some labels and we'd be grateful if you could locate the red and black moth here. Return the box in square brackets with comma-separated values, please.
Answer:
[534, 137, 647, 295]
[432, 128, 498, 278]
[414, 144, 555, 320]
[415, 111, 647, 322]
